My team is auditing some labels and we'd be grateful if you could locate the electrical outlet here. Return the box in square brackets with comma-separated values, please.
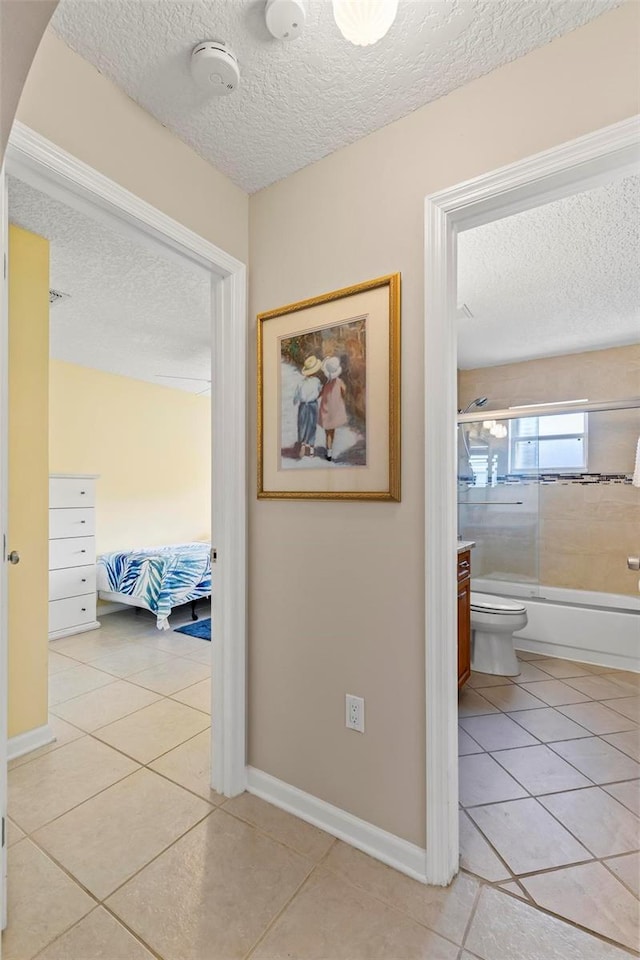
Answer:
[345, 694, 365, 733]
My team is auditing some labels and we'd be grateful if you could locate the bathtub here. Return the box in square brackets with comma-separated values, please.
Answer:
[472, 577, 640, 673]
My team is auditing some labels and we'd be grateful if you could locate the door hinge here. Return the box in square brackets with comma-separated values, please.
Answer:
[1, 817, 5, 849]
[211, 547, 217, 564]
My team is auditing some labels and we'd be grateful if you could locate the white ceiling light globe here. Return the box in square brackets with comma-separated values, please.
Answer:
[332, 0, 399, 46]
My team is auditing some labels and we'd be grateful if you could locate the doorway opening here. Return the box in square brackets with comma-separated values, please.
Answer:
[424, 115, 640, 889]
[0, 122, 247, 930]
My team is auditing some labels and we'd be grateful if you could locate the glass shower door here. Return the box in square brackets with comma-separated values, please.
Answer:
[458, 418, 540, 597]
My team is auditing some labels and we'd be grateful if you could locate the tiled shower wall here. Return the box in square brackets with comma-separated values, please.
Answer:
[458, 344, 640, 597]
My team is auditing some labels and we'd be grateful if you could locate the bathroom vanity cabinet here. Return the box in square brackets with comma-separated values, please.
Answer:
[457, 549, 471, 688]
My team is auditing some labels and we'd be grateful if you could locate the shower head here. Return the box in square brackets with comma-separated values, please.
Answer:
[460, 397, 489, 414]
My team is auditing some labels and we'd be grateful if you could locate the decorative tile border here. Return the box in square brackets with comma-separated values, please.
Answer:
[458, 473, 633, 486]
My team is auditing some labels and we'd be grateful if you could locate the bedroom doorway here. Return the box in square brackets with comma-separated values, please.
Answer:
[0, 123, 247, 927]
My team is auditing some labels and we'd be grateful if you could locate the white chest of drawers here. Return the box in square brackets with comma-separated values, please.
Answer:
[49, 474, 100, 640]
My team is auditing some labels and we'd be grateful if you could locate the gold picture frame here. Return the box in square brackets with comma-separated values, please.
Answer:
[257, 273, 400, 501]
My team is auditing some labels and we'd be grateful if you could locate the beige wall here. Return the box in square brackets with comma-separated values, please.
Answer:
[459, 344, 640, 476]
[8, 225, 49, 739]
[49, 360, 211, 556]
[16, 30, 248, 264]
[0, 0, 57, 160]
[458, 344, 640, 597]
[248, 4, 640, 846]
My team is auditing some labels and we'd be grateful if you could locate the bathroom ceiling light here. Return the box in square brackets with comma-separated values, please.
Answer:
[332, 0, 399, 46]
[509, 399, 589, 409]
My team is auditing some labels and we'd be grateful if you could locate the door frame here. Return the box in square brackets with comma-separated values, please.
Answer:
[0, 122, 248, 912]
[423, 114, 640, 885]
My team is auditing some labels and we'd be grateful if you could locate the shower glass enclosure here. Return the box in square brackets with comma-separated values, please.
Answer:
[457, 399, 640, 604]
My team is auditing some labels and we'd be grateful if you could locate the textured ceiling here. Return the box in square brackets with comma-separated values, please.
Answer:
[457, 174, 640, 369]
[8, 176, 211, 393]
[50, 0, 621, 193]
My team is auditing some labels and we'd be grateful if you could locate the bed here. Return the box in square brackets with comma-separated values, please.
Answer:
[97, 541, 212, 630]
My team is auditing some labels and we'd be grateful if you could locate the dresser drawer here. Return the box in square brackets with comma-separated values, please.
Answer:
[49, 594, 96, 633]
[50, 477, 95, 509]
[49, 508, 95, 540]
[49, 566, 96, 602]
[49, 536, 95, 570]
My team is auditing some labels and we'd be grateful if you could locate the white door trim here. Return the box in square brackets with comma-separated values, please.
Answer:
[423, 114, 640, 885]
[1, 122, 247, 807]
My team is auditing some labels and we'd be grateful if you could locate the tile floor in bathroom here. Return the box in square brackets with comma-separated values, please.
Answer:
[2, 611, 639, 960]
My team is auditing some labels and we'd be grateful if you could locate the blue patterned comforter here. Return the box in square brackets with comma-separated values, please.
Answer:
[97, 542, 211, 629]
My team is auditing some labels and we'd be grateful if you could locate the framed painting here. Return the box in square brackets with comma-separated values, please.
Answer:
[257, 273, 400, 501]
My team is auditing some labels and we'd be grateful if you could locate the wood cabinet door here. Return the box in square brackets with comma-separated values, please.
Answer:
[458, 577, 471, 688]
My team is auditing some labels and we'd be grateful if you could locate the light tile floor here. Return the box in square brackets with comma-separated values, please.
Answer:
[459, 649, 640, 957]
[3, 617, 639, 959]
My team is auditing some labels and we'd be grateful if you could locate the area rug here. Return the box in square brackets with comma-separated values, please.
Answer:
[175, 618, 211, 641]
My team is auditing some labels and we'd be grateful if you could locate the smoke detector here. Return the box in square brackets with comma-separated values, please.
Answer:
[190, 41, 239, 96]
[265, 0, 307, 40]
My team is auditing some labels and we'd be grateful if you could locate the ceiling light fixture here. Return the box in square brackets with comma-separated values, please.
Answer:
[265, 0, 307, 41]
[332, 0, 398, 46]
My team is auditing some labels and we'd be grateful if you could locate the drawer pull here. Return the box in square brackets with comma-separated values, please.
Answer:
[80, 490, 86, 495]
[81, 578, 87, 583]
[80, 520, 86, 524]
[80, 549, 86, 553]
[81, 607, 86, 612]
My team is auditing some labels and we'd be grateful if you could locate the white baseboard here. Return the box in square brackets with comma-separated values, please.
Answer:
[246, 767, 427, 883]
[48, 620, 100, 641]
[8, 723, 56, 761]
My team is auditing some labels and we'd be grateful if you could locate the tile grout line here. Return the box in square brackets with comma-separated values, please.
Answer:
[11, 723, 218, 838]
[458, 806, 520, 886]
[14, 624, 638, 958]
[242, 855, 328, 960]
[459, 660, 640, 952]
[598, 852, 640, 899]
[8, 613, 220, 958]
[459, 802, 640, 953]
[457, 873, 484, 950]
[276, 843, 470, 956]
[9, 762, 143, 838]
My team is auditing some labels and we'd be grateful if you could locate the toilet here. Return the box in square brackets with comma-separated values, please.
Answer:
[470, 592, 528, 677]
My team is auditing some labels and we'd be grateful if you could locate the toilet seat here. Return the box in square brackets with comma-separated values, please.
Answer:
[470, 592, 527, 615]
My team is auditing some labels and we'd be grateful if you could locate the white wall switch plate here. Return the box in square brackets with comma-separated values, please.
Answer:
[345, 694, 365, 733]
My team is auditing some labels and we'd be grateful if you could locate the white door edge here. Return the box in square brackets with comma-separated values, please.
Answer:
[423, 114, 640, 885]
[0, 157, 9, 931]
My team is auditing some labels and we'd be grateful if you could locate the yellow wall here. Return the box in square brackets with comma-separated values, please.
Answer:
[248, 4, 640, 847]
[8, 225, 49, 739]
[49, 360, 211, 555]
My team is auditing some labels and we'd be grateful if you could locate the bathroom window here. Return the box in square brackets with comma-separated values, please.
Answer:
[509, 413, 587, 473]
